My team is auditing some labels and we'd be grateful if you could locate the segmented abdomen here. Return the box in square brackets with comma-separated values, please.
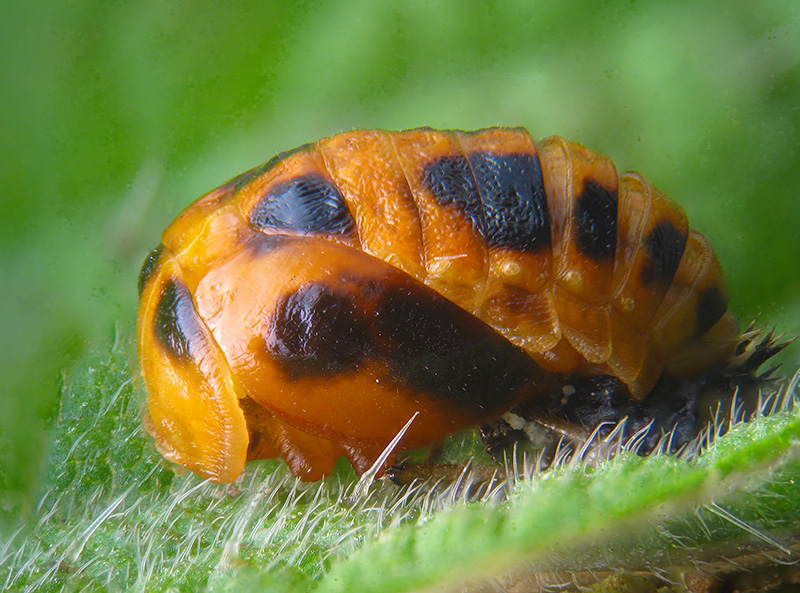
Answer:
[158, 127, 738, 400]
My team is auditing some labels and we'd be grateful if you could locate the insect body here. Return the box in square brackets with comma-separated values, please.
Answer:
[138, 127, 745, 483]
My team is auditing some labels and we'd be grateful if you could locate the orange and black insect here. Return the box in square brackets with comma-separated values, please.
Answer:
[137, 127, 781, 483]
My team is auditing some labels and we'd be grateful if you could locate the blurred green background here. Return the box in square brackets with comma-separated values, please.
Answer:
[2, 0, 798, 532]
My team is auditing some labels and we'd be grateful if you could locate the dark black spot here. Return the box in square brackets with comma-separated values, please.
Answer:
[423, 152, 551, 252]
[232, 144, 312, 192]
[573, 182, 618, 260]
[153, 278, 207, 363]
[693, 286, 728, 339]
[640, 220, 687, 287]
[376, 284, 541, 412]
[267, 284, 370, 378]
[469, 152, 551, 251]
[423, 154, 481, 220]
[265, 269, 542, 413]
[138, 244, 165, 297]
[249, 175, 354, 236]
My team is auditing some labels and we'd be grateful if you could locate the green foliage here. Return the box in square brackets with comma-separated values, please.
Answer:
[2, 0, 800, 585]
[46, 340, 172, 499]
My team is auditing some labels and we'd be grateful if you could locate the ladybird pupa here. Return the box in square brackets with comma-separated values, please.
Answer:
[137, 127, 779, 483]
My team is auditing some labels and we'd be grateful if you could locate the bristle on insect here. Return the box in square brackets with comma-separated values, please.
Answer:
[724, 322, 794, 383]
